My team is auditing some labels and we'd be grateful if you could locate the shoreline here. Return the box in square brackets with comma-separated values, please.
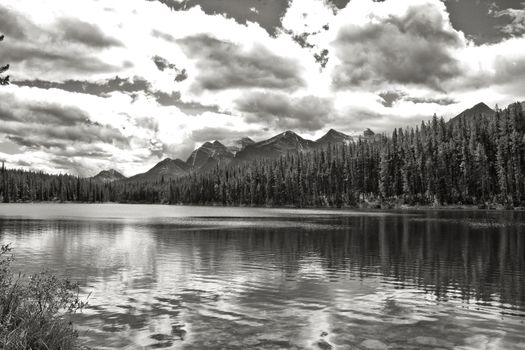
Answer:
[0, 201, 523, 211]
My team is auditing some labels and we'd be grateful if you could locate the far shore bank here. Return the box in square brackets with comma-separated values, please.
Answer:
[1, 201, 523, 211]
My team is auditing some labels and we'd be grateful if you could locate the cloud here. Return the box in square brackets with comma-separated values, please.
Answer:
[236, 91, 333, 131]
[14, 77, 220, 114]
[56, 18, 123, 48]
[148, 0, 289, 35]
[331, 0, 464, 90]
[1, 0, 524, 177]
[151, 29, 177, 43]
[405, 96, 456, 106]
[191, 127, 262, 144]
[151, 90, 221, 115]
[14, 76, 151, 97]
[492, 3, 525, 36]
[379, 90, 456, 107]
[152, 55, 187, 81]
[0, 41, 119, 77]
[0, 4, 124, 79]
[178, 34, 305, 91]
[0, 5, 30, 39]
[450, 36, 525, 98]
[152, 55, 177, 72]
[379, 91, 405, 107]
[0, 93, 129, 148]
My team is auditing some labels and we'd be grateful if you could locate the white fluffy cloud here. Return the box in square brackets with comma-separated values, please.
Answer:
[0, 0, 524, 176]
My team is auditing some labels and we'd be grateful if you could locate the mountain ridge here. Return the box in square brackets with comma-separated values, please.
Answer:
[113, 101, 523, 182]
[92, 169, 126, 183]
[449, 102, 496, 125]
[129, 128, 353, 182]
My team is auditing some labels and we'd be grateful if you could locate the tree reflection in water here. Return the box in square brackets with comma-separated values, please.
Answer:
[0, 208, 523, 349]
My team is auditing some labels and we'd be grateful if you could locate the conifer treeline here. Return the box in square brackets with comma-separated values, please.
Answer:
[1, 103, 524, 207]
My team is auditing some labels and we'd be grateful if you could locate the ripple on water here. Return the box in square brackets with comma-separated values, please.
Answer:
[1, 206, 525, 349]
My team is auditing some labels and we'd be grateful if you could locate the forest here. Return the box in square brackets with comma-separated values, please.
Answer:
[1, 102, 524, 208]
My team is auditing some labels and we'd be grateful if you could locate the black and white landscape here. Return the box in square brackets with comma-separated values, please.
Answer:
[1, 0, 525, 349]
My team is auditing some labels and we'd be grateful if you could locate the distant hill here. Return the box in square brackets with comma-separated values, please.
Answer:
[123, 100, 520, 183]
[128, 158, 189, 182]
[236, 131, 316, 161]
[127, 129, 361, 182]
[119, 101, 507, 183]
[316, 129, 352, 147]
[186, 140, 234, 171]
[228, 137, 255, 154]
[92, 169, 126, 183]
[449, 102, 495, 125]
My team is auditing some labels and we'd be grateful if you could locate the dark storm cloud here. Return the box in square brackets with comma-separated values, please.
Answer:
[236, 92, 333, 131]
[0, 6, 30, 39]
[142, 90, 221, 115]
[0, 4, 123, 77]
[0, 92, 129, 152]
[150, 91, 182, 105]
[146, 0, 523, 45]
[332, 3, 463, 91]
[174, 101, 221, 115]
[14, 77, 214, 113]
[15, 76, 152, 98]
[178, 34, 304, 91]
[405, 96, 457, 105]
[1, 5, 121, 48]
[1, 122, 127, 150]
[0, 42, 118, 75]
[56, 18, 123, 48]
[379, 91, 456, 107]
[0, 98, 89, 126]
[379, 91, 405, 108]
[152, 56, 187, 81]
[152, 56, 177, 71]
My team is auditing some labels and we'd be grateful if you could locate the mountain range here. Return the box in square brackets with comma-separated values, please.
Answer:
[92, 169, 126, 183]
[116, 128, 355, 182]
[92, 101, 518, 183]
[94, 128, 356, 183]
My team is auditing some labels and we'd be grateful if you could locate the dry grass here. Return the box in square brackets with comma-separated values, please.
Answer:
[0, 244, 88, 350]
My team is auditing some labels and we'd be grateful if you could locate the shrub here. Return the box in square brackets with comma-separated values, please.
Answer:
[0, 244, 88, 350]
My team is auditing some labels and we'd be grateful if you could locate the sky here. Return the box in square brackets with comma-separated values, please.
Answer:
[0, 0, 524, 176]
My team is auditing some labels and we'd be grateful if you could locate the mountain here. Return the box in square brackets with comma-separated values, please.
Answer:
[92, 169, 126, 183]
[130, 129, 353, 182]
[228, 137, 255, 154]
[315, 129, 352, 147]
[235, 130, 316, 161]
[128, 158, 189, 182]
[186, 140, 234, 171]
[449, 102, 495, 125]
[363, 128, 376, 138]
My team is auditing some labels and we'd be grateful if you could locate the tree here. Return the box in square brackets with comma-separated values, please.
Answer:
[0, 34, 9, 86]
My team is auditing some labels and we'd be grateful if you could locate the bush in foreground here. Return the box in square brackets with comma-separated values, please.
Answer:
[0, 244, 88, 350]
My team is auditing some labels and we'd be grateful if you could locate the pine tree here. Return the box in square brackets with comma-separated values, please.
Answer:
[0, 34, 9, 85]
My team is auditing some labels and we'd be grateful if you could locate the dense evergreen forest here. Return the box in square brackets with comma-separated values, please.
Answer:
[1, 102, 524, 208]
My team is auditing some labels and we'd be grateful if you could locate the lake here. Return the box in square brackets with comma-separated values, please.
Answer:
[0, 204, 524, 349]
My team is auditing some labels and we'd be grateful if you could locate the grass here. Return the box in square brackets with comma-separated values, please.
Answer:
[0, 244, 88, 350]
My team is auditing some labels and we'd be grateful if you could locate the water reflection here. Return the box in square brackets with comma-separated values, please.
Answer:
[0, 207, 524, 349]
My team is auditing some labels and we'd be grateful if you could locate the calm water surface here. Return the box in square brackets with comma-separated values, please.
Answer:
[0, 204, 524, 349]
